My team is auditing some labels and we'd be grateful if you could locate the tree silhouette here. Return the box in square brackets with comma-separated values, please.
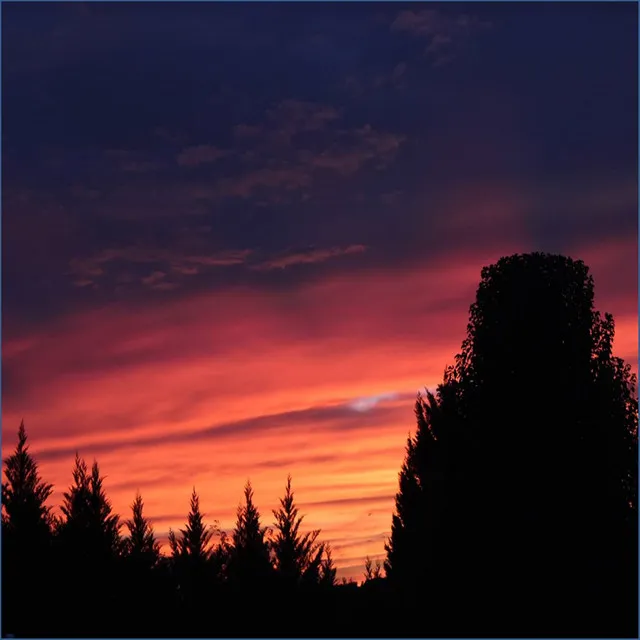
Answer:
[2, 421, 54, 543]
[55, 455, 122, 635]
[59, 454, 122, 563]
[384, 387, 455, 595]
[168, 487, 219, 625]
[120, 492, 162, 635]
[319, 544, 337, 587]
[1, 422, 54, 637]
[124, 491, 161, 569]
[174, 488, 215, 561]
[363, 556, 382, 582]
[385, 252, 638, 637]
[271, 474, 324, 588]
[168, 526, 183, 559]
[384, 431, 423, 587]
[228, 480, 272, 590]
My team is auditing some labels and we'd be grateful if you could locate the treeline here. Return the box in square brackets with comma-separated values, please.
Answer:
[3, 435, 388, 637]
[3, 252, 638, 638]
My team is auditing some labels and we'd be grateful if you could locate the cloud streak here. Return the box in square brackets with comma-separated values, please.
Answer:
[177, 145, 228, 167]
[252, 245, 367, 270]
[67, 243, 369, 290]
[391, 8, 492, 66]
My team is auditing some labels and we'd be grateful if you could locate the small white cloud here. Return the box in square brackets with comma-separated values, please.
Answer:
[348, 392, 400, 413]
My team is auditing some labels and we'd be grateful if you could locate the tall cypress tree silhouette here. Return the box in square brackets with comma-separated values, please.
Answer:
[385, 388, 455, 598]
[386, 253, 638, 637]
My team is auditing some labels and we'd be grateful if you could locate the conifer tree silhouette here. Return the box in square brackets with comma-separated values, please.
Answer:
[60, 455, 122, 563]
[363, 556, 382, 582]
[229, 480, 272, 590]
[271, 474, 324, 588]
[169, 487, 217, 621]
[2, 421, 54, 543]
[319, 544, 337, 587]
[179, 488, 215, 561]
[124, 491, 161, 569]
[120, 492, 162, 634]
[1, 422, 54, 637]
[385, 253, 638, 637]
[384, 389, 453, 591]
[57, 455, 122, 635]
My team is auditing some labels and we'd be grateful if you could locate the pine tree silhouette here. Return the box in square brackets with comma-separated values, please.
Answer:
[319, 544, 337, 587]
[120, 492, 162, 635]
[363, 556, 382, 582]
[2, 421, 54, 542]
[229, 480, 272, 590]
[169, 487, 217, 627]
[57, 455, 122, 635]
[124, 491, 160, 569]
[1, 422, 54, 637]
[180, 488, 215, 561]
[60, 455, 121, 562]
[271, 474, 324, 588]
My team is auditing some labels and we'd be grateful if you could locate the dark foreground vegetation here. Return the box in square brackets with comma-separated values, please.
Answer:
[2, 253, 637, 638]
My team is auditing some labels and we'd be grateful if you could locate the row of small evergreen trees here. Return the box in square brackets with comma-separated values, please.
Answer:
[3, 426, 370, 636]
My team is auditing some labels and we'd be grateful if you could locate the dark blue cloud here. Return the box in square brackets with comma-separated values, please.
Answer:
[3, 2, 637, 330]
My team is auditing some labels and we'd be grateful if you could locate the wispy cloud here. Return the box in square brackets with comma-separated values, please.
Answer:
[141, 270, 169, 288]
[252, 244, 367, 271]
[307, 125, 405, 175]
[233, 123, 262, 140]
[223, 101, 406, 200]
[344, 61, 409, 96]
[67, 242, 368, 290]
[266, 99, 341, 139]
[215, 165, 313, 199]
[68, 247, 253, 289]
[348, 392, 400, 413]
[105, 149, 166, 173]
[391, 9, 492, 66]
[177, 145, 228, 167]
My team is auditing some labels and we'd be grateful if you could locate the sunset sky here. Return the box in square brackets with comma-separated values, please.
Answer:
[2, 2, 637, 581]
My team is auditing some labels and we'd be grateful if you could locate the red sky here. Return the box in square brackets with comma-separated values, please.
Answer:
[2, 3, 637, 582]
[3, 236, 636, 581]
